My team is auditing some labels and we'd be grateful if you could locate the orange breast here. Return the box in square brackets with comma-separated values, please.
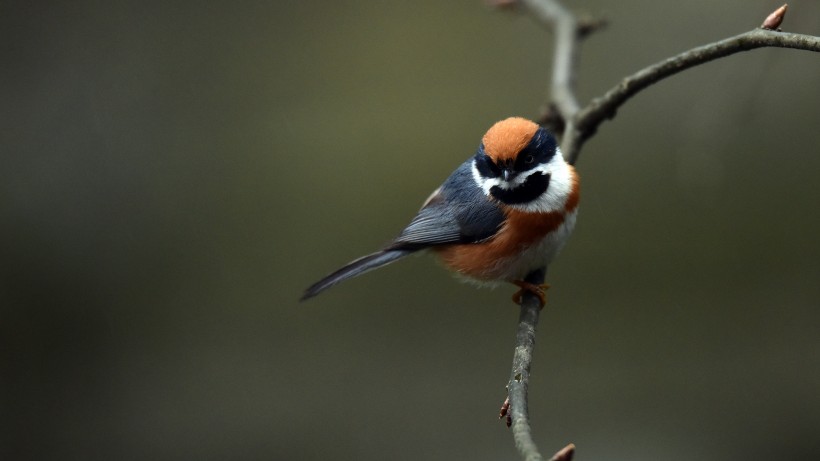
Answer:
[435, 169, 580, 281]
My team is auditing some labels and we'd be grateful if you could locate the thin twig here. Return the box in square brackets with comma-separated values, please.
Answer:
[565, 28, 820, 164]
[520, 0, 582, 120]
[507, 267, 546, 461]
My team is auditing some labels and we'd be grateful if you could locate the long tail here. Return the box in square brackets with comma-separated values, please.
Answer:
[300, 249, 415, 301]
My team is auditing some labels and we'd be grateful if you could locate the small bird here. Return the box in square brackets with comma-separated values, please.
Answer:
[301, 117, 579, 305]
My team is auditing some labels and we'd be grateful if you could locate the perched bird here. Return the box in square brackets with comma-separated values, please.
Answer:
[301, 117, 580, 305]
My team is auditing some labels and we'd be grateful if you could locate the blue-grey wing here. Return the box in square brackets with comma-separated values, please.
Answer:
[390, 160, 504, 250]
[301, 160, 502, 300]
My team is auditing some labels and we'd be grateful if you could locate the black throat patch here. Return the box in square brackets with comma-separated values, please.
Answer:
[490, 172, 551, 205]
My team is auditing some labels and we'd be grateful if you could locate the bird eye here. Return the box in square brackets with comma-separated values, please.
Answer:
[524, 155, 534, 164]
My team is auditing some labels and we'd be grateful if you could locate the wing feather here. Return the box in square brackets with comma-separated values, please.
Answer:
[391, 160, 504, 249]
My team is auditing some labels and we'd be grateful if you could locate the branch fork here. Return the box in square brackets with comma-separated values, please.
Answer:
[491, 2, 819, 460]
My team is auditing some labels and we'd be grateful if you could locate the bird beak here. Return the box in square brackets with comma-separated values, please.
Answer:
[502, 169, 513, 182]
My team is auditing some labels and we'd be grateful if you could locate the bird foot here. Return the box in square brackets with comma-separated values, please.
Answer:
[511, 281, 550, 308]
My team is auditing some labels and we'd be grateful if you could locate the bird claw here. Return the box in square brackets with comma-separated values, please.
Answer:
[511, 281, 550, 308]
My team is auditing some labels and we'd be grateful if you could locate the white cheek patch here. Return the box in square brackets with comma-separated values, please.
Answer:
[471, 161, 498, 196]
[513, 150, 574, 213]
[472, 149, 574, 213]
[508, 172, 531, 188]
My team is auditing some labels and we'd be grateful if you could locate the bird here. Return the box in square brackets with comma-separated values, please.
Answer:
[301, 117, 580, 306]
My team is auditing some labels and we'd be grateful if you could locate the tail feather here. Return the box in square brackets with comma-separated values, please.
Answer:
[300, 249, 414, 301]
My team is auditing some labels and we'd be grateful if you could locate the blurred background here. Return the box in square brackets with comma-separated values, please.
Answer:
[2, 1, 819, 460]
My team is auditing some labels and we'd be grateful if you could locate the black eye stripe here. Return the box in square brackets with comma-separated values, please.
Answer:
[514, 128, 557, 172]
[474, 146, 501, 178]
[475, 160, 494, 178]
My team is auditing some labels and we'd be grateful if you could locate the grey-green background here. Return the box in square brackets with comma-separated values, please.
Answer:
[2, 1, 819, 460]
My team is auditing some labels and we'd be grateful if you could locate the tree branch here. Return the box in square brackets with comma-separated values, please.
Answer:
[565, 27, 820, 164]
[520, 0, 582, 120]
[492, 2, 820, 461]
[506, 267, 547, 461]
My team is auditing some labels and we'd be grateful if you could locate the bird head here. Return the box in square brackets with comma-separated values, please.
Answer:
[471, 117, 575, 213]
